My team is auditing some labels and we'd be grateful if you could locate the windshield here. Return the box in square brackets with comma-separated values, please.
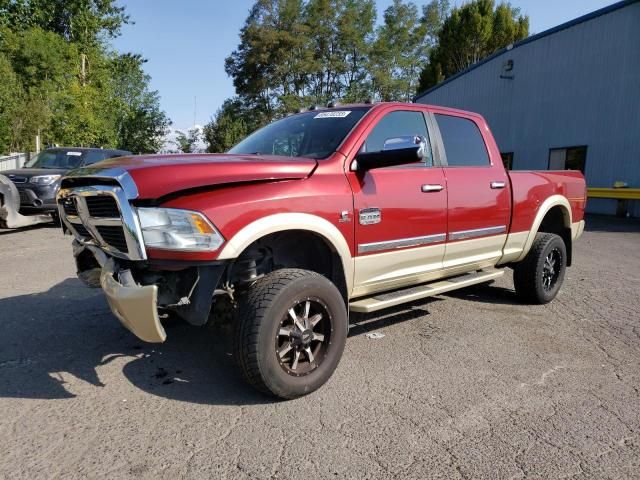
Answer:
[25, 150, 85, 169]
[229, 108, 369, 159]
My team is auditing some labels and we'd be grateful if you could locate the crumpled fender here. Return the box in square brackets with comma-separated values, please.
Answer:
[0, 174, 51, 229]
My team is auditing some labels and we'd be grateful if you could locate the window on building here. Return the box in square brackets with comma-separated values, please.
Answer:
[435, 113, 490, 167]
[548, 146, 587, 173]
[501, 152, 514, 170]
[364, 111, 433, 166]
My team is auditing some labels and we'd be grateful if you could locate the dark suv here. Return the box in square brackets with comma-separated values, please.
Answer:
[2, 147, 131, 216]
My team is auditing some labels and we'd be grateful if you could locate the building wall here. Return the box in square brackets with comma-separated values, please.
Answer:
[416, 2, 640, 216]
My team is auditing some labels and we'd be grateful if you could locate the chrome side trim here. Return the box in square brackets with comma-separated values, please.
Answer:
[358, 233, 446, 254]
[449, 225, 506, 241]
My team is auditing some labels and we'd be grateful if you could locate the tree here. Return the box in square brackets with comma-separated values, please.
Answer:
[0, 2, 170, 153]
[203, 98, 253, 153]
[2, 0, 129, 47]
[174, 127, 201, 154]
[0, 52, 23, 153]
[110, 53, 171, 153]
[369, 0, 444, 101]
[225, 0, 379, 117]
[418, 0, 528, 92]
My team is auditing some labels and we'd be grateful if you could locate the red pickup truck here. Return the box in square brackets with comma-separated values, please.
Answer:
[57, 102, 586, 398]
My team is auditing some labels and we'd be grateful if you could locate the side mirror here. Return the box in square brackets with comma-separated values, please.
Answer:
[352, 135, 427, 171]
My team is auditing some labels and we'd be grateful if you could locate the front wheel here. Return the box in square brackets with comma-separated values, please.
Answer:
[234, 268, 348, 399]
[513, 232, 567, 304]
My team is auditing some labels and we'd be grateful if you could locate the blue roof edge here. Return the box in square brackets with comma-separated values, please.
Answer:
[413, 0, 639, 102]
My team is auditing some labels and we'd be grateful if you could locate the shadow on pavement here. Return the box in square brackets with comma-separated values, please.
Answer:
[0, 277, 442, 405]
[0, 221, 59, 235]
[444, 283, 521, 306]
[0, 277, 269, 405]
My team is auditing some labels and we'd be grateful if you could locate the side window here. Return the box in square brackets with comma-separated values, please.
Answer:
[364, 111, 433, 166]
[83, 151, 108, 165]
[435, 114, 490, 167]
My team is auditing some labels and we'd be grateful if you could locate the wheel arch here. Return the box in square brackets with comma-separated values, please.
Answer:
[516, 195, 573, 265]
[217, 213, 354, 297]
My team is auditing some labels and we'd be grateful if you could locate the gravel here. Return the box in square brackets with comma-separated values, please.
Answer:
[0, 215, 638, 479]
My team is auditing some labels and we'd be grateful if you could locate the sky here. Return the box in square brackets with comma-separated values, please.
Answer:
[112, 0, 618, 130]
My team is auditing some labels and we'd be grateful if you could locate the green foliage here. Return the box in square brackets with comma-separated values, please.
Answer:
[110, 54, 171, 153]
[0, 1, 169, 155]
[418, 0, 528, 92]
[369, 0, 446, 101]
[173, 127, 201, 154]
[216, 0, 448, 153]
[1, 0, 129, 47]
[203, 98, 254, 153]
[0, 52, 23, 153]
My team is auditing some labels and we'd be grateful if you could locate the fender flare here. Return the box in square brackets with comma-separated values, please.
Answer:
[515, 195, 572, 262]
[217, 213, 354, 294]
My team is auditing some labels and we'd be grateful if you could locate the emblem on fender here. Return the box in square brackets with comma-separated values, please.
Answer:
[359, 208, 381, 225]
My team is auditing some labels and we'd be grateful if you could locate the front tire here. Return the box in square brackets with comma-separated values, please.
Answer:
[513, 233, 567, 304]
[234, 268, 348, 399]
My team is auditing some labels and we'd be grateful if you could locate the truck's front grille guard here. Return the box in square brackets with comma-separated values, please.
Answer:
[57, 183, 147, 261]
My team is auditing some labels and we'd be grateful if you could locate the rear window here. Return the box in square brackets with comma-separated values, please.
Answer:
[435, 114, 490, 167]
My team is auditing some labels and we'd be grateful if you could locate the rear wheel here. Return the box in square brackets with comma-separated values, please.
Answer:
[234, 268, 347, 399]
[513, 233, 567, 304]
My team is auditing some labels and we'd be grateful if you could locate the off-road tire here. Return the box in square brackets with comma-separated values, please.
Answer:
[234, 268, 347, 399]
[513, 233, 567, 304]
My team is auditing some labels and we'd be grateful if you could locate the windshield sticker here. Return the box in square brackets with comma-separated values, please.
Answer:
[66, 151, 82, 156]
[314, 111, 351, 119]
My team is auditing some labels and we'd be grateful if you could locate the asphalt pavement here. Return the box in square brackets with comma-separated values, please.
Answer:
[0, 215, 638, 479]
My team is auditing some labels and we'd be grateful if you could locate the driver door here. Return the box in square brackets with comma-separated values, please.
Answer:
[346, 109, 448, 297]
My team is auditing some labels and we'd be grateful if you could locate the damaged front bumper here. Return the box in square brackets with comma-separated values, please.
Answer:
[101, 258, 166, 343]
[74, 241, 227, 343]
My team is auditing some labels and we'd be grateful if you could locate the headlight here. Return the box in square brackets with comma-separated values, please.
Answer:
[29, 174, 61, 185]
[136, 207, 224, 251]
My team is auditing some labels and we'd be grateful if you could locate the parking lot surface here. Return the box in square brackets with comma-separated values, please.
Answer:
[1, 215, 639, 479]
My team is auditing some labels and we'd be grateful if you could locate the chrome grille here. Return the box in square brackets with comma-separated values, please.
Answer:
[85, 195, 120, 218]
[95, 225, 128, 251]
[56, 173, 146, 261]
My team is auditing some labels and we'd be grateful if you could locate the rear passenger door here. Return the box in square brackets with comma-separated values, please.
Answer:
[432, 112, 511, 269]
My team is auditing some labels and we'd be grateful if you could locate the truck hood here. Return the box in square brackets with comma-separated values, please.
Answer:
[68, 153, 318, 199]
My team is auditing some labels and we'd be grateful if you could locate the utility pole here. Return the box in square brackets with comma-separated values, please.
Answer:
[193, 96, 197, 127]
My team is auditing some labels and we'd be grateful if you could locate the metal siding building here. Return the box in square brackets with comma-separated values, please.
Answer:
[415, 0, 640, 217]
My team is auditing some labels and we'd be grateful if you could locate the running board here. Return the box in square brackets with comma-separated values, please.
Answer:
[349, 268, 504, 313]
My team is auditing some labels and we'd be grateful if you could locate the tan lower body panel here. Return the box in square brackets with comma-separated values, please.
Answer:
[442, 234, 507, 269]
[352, 243, 445, 297]
[100, 259, 166, 343]
[352, 234, 507, 298]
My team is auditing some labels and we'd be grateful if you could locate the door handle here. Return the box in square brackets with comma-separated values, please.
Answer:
[490, 181, 506, 189]
[421, 184, 444, 192]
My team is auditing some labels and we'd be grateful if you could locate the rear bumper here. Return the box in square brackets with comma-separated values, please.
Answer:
[16, 184, 58, 211]
[100, 258, 166, 343]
